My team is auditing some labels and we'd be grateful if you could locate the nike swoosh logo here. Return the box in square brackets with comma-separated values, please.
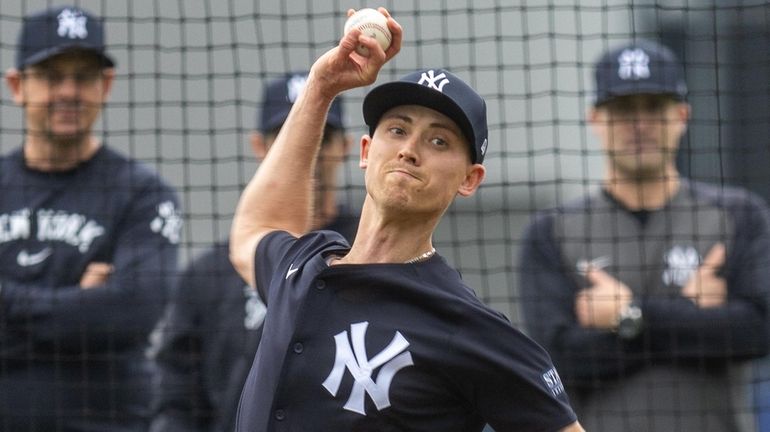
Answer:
[17, 247, 53, 267]
[576, 256, 611, 274]
[286, 264, 300, 280]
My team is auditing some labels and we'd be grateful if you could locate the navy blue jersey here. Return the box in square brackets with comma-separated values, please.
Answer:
[0, 146, 181, 430]
[235, 230, 576, 432]
[150, 210, 357, 432]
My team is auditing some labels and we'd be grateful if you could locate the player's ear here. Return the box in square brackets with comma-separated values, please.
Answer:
[587, 106, 602, 137]
[457, 163, 486, 197]
[5, 68, 24, 105]
[677, 102, 691, 134]
[359, 134, 372, 169]
[99, 67, 116, 99]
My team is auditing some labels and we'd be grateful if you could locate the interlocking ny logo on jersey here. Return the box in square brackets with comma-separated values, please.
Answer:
[57, 9, 88, 39]
[322, 321, 414, 416]
[418, 70, 450, 92]
[617, 48, 650, 80]
[663, 245, 700, 286]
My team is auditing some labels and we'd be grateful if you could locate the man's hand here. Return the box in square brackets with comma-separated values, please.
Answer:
[79, 262, 113, 289]
[308, 7, 403, 99]
[575, 268, 633, 329]
[681, 243, 727, 308]
[560, 421, 586, 432]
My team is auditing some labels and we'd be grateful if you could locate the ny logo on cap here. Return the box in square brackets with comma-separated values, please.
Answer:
[286, 74, 308, 103]
[617, 48, 650, 80]
[57, 8, 88, 39]
[418, 70, 450, 92]
[480, 138, 488, 157]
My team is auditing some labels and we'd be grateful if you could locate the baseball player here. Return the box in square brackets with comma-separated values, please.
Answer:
[229, 8, 583, 432]
[519, 39, 770, 431]
[149, 72, 358, 432]
[0, 6, 181, 430]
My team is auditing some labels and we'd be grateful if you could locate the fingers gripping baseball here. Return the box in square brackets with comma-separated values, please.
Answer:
[311, 8, 402, 95]
[345, 8, 392, 57]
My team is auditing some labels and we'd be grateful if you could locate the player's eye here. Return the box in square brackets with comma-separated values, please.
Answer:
[388, 126, 406, 136]
[429, 137, 448, 147]
[608, 101, 634, 115]
[25, 69, 102, 85]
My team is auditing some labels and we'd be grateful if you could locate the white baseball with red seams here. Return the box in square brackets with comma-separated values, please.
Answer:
[344, 8, 392, 56]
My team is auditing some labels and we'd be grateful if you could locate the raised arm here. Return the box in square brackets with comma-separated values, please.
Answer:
[229, 8, 402, 287]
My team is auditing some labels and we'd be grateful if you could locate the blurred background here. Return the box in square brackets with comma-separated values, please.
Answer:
[1, 0, 768, 324]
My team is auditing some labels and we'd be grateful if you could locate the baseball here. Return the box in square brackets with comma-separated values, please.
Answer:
[344, 8, 392, 56]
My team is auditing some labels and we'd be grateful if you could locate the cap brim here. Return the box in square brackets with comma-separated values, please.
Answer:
[19, 44, 115, 69]
[363, 82, 475, 152]
[595, 83, 686, 106]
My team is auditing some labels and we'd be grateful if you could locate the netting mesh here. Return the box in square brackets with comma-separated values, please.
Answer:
[1, 0, 769, 430]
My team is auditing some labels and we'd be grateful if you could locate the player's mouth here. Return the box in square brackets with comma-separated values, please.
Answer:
[52, 110, 80, 120]
[623, 136, 659, 152]
[388, 168, 421, 181]
[49, 102, 83, 114]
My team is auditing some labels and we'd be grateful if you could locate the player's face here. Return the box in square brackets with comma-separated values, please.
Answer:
[10, 52, 114, 145]
[360, 105, 485, 216]
[590, 94, 689, 179]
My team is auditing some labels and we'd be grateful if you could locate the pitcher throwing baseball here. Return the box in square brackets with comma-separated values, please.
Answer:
[230, 7, 583, 431]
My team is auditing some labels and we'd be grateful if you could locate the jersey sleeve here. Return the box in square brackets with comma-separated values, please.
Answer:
[518, 212, 646, 383]
[253, 230, 349, 305]
[449, 306, 578, 431]
[253, 230, 296, 304]
[0, 179, 180, 351]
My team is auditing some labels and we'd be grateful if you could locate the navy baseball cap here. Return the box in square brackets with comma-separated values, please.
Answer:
[15, 6, 115, 70]
[363, 68, 488, 164]
[259, 72, 345, 133]
[594, 40, 687, 106]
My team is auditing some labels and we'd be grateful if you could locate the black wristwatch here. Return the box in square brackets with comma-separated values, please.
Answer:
[617, 301, 643, 340]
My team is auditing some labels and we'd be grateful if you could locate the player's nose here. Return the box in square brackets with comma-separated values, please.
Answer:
[397, 137, 419, 165]
[51, 77, 82, 100]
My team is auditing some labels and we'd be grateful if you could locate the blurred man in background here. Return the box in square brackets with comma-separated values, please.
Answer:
[0, 6, 181, 430]
[520, 39, 770, 432]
